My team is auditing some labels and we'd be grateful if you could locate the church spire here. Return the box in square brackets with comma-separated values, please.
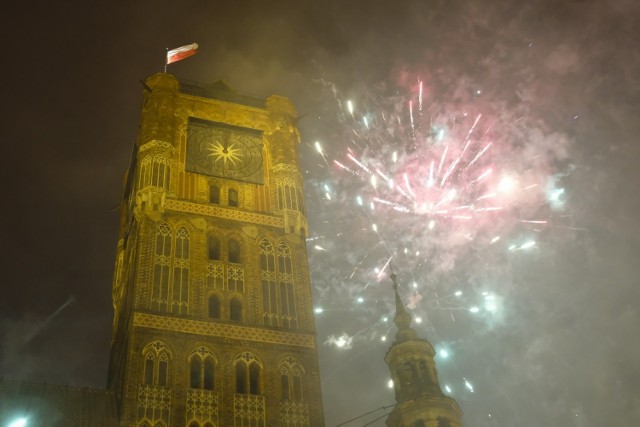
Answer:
[390, 270, 417, 342]
[384, 271, 463, 427]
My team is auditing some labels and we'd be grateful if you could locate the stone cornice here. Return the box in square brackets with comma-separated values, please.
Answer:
[133, 312, 316, 348]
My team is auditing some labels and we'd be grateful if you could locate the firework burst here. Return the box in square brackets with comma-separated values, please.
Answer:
[307, 76, 572, 399]
[312, 78, 563, 283]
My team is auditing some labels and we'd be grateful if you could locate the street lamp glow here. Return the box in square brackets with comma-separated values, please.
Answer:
[9, 418, 28, 427]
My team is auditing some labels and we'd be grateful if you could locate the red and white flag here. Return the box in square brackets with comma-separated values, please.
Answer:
[166, 43, 199, 65]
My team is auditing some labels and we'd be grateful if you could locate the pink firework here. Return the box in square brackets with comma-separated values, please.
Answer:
[321, 79, 559, 277]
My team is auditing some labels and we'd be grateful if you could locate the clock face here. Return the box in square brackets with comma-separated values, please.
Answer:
[186, 118, 264, 184]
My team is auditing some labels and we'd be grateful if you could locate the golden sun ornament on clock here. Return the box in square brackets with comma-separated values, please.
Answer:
[186, 118, 264, 184]
[207, 140, 244, 167]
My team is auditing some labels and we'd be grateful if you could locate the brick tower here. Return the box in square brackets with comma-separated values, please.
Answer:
[108, 73, 324, 427]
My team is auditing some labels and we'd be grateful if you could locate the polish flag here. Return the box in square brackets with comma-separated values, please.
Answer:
[166, 43, 199, 65]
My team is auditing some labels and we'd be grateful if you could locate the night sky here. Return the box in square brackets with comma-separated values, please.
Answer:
[1, 1, 639, 426]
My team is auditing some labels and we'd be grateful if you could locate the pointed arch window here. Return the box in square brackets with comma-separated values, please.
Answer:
[228, 239, 241, 263]
[209, 185, 220, 204]
[277, 243, 297, 328]
[189, 347, 216, 391]
[279, 357, 304, 401]
[151, 224, 172, 312]
[260, 239, 298, 328]
[207, 236, 220, 260]
[172, 227, 190, 315]
[208, 295, 220, 319]
[228, 188, 238, 207]
[226, 238, 244, 292]
[142, 341, 171, 387]
[206, 235, 223, 291]
[234, 352, 262, 395]
[276, 177, 304, 213]
[259, 239, 277, 326]
[151, 224, 190, 314]
[227, 265, 244, 293]
[139, 154, 171, 190]
[230, 298, 243, 322]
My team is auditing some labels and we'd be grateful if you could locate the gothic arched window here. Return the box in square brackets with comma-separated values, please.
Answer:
[277, 243, 297, 328]
[139, 154, 170, 190]
[230, 298, 243, 322]
[228, 239, 241, 263]
[151, 223, 172, 312]
[189, 347, 216, 391]
[259, 239, 277, 326]
[208, 295, 220, 319]
[234, 352, 262, 395]
[208, 236, 220, 260]
[142, 341, 171, 387]
[279, 357, 304, 401]
[171, 226, 190, 315]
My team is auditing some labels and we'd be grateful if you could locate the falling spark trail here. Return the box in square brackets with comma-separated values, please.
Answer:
[468, 142, 492, 167]
[437, 145, 449, 179]
[347, 153, 373, 175]
[23, 296, 76, 345]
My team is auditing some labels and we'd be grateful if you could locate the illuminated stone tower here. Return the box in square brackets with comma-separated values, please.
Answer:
[108, 73, 324, 427]
[385, 273, 462, 427]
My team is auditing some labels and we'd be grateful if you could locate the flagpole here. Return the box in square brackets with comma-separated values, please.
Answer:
[164, 48, 168, 73]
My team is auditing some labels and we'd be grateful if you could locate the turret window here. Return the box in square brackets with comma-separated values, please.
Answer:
[139, 154, 171, 190]
[276, 177, 303, 212]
